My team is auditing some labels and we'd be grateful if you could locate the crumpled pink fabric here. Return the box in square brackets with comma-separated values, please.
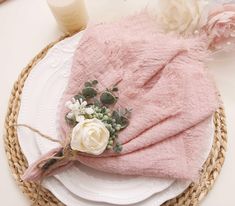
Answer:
[22, 147, 73, 181]
[23, 13, 219, 181]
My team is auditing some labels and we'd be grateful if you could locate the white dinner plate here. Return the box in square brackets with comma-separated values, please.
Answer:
[43, 177, 190, 206]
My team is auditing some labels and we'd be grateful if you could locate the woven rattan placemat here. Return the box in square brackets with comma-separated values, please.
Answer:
[4, 35, 227, 206]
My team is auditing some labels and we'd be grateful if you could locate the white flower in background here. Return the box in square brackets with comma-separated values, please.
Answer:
[157, 0, 206, 34]
[70, 118, 110, 155]
[65, 98, 94, 122]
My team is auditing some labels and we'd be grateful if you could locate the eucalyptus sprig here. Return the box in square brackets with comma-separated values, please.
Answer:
[65, 80, 131, 153]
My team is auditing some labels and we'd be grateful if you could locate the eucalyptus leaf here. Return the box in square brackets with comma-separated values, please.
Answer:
[112, 111, 121, 122]
[111, 110, 129, 129]
[84, 82, 92, 87]
[92, 80, 98, 85]
[100, 91, 116, 105]
[119, 116, 129, 129]
[74, 94, 85, 101]
[82, 87, 97, 98]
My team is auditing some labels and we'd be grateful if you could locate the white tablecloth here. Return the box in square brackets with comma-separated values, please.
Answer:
[0, 0, 234, 205]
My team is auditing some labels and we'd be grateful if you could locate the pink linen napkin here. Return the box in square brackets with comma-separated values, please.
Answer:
[57, 14, 218, 180]
[23, 13, 219, 181]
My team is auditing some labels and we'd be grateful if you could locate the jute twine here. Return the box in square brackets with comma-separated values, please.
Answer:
[4, 34, 227, 206]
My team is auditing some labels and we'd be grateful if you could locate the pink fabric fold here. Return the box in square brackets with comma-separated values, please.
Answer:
[23, 13, 219, 181]
[22, 147, 73, 181]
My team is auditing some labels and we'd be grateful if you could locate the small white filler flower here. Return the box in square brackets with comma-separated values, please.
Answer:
[65, 98, 94, 122]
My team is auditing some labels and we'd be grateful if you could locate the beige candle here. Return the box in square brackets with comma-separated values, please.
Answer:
[47, 0, 88, 33]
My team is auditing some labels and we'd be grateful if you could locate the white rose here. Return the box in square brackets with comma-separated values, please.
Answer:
[157, 0, 205, 34]
[70, 118, 110, 155]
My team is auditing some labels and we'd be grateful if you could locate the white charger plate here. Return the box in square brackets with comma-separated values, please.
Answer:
[17, 32, 213, 206]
